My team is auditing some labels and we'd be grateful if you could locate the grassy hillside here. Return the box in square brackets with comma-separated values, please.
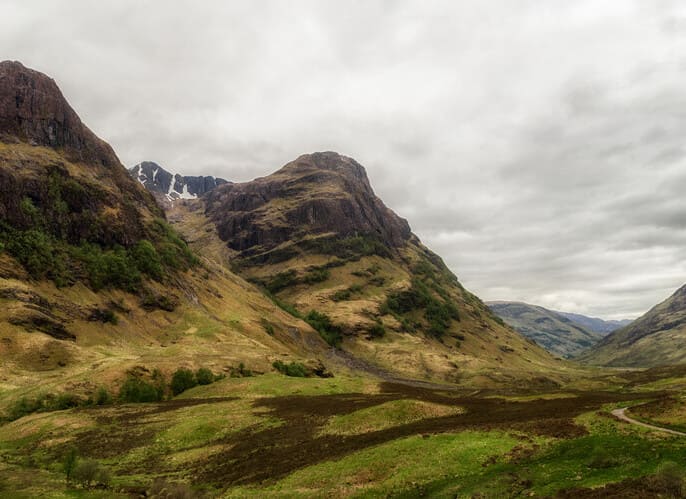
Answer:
[487, 301, 602, 358]
[579, 284, 686, 367]
[1, 370, 685, 498]
[166, 198, 578, 388]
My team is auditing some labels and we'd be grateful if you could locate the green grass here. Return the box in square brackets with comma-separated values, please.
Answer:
[2, 374, 685, 498]
[224, 431, 521, 498]
[319, 399, 463, 436]
[177, 373, 379, 399]
[392, 408, 686, 498]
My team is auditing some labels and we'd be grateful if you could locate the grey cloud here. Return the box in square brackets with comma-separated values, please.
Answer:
[3, 1, 686, 319]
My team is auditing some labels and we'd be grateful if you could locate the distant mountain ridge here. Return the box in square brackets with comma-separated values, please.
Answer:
[487, 301, 605, 358]
[129, 161, 228, 203]
[555, 311, 631, 336]
[579, 284, 686, 367]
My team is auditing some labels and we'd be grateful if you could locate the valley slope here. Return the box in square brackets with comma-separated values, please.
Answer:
[579, 284, 686, 367]
[487, 301, 602, 358]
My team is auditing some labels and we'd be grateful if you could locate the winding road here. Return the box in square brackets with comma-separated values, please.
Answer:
[611, 407, 686, 436]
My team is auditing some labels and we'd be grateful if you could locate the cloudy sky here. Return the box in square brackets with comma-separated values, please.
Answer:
[4, 1, 686, 319]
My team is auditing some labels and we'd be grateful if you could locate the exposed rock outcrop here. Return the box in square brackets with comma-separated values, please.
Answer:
[204, 151, 412, 260]
[0, 60, 163, 247]
[130, 161, 228, 204]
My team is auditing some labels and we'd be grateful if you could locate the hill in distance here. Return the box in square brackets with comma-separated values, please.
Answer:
[487, 301, 603, 358]
[555, 311, 631, 336]
[579, 284, 686, 367]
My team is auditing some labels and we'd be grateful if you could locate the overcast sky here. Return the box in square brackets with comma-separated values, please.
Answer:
[4, 1, 686, 319]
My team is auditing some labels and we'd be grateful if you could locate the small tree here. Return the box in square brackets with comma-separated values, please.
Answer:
[72, 459, 99, 489]
[195, 367, 214, 385]
[62, 447, 78, 484]
[119, 375, 163, 403]
[171, 368, 197, 395]
[94, 387, 111, 406]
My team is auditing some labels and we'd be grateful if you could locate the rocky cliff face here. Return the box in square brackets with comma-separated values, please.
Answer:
[204, 152, 412, 261]
[0, 60, 163, 248]
[130, 161, 228, 203]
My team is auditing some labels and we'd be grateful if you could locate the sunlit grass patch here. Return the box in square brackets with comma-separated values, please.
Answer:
[224, 430, 520, 498]
[318, 399, 464, 437]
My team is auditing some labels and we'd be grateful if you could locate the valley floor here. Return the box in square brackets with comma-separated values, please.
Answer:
[2, 371, 686, 498]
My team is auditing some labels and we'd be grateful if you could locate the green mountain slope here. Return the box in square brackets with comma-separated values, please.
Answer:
[155, 152, 575, 387]
[487, 301, 602, 358]
[578, 284, 686, 367]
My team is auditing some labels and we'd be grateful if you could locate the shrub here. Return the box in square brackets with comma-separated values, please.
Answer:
[272, 296, 300, 317]
[368, 321, 386, 339]
[72, 459, 108, 489]
[130, 239, 163, 280]
[88, 307, 118, 324]
[230, 362, 253, 378]
[261, 319, 275, 335]
[79, 243, 141, 292]
[195, 367, 214, 385]
[273, 360, 308, 377]
[62, 447, 78, 484]
[54, 393, 81, 410]
[7, 396, 44, 421]
[302, 235, 391, 260]
[94, 387, 112, 406]
[303, 268, 330, 284]
[0, 188, 197, 292]
[266, 270, 299, 293]
[304, 310, 343, 347]
[141, 291, 177, 311]
[119, 375, 164, 403]
[171, 368, 197, 395]
[385, 278, 459, 339]
[6, 229, 62, 280]
[368, 276, 386, 286]
[332, 289, 352, 302]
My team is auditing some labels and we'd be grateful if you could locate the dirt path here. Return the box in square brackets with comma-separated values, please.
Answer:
[612, 407, 686, 436]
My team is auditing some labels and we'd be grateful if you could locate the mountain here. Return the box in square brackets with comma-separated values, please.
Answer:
[0, 61, 330, 399]
[151, 151, 569, 386]
[204, 152, 411, 260]
[487, 301, 602, 358]
[555, 311, 630, 336]
[578, 284, 686, 367]
[0, 61, 567, 398]
[129, 161, 227, 206]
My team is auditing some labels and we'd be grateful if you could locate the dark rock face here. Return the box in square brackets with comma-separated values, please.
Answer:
[0, 60, 163, 247]
[204, 152, 412, 258]
[129, 161, 228, 201]
[0, 60, 120, 168]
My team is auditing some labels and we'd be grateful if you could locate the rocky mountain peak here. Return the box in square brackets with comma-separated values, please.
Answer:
[279, 151, 369, 179]
[129, 161, 228, 204]
[0, 60, 120, 167]
[204, 151, 412, 260]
